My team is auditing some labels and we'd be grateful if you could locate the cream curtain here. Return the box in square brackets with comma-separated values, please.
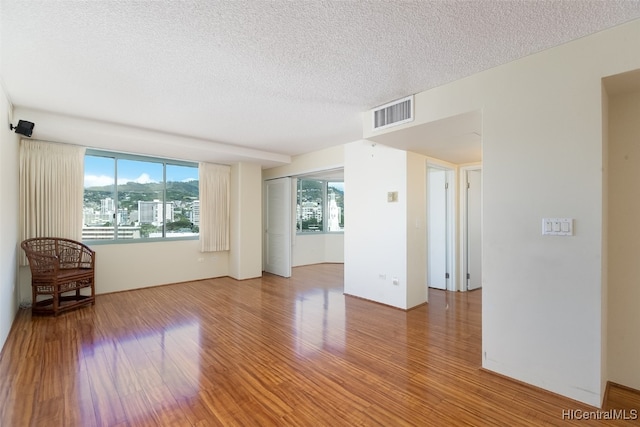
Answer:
[199, 162, 231, 252]
[19, 139, 86, 264]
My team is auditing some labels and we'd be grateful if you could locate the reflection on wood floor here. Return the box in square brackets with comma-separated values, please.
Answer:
[0, 263, 638, 426]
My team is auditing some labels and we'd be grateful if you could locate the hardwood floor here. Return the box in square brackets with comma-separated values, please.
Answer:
[0, 263, 638, 426]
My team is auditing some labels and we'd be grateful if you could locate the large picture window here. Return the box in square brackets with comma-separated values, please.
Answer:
[296, 179, 344, 233]
[83, 150, 199, 242]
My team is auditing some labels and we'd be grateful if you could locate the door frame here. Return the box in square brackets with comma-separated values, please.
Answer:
[263, 168, 344, 277]
[426, 162, 456, 292]
[460, 165, 482, 291]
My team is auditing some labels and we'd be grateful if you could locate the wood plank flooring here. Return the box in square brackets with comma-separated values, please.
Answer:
[0, 263, 638, 426]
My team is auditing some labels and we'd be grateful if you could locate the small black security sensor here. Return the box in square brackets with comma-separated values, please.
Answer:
[10, 120, 35, 137]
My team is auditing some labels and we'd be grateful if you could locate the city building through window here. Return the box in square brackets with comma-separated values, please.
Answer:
[296, 179, 344, 233]
[83, 151, 199, 242]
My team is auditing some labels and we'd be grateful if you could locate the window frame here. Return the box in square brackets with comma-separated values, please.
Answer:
[296, 178, 344, 235]
[83, 149, 199, 244]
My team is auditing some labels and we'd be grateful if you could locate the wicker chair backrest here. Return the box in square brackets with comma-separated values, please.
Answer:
[21, 237, 94, 275]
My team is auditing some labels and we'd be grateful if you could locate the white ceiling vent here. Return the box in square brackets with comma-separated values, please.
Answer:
[372, 95, 414, 131]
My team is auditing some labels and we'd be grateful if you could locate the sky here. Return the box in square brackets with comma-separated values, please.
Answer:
[329, 182, 344, 192]
[84, 155, 198, 188]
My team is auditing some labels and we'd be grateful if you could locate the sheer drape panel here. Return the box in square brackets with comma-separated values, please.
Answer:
[19, 140, 86, 265]
[199, 162, 230, 252]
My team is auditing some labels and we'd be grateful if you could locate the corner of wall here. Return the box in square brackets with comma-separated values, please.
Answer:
[600, 80, 610, 405]
[406, 151, 428, 308]
[230, 162, 263, 280]
[604, 79, 640, 393]
[0, 81, 20, 354]
[344, 141, 410, 308]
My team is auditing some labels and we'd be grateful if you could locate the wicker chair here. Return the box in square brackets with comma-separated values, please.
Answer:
[21, 237, 96, 316]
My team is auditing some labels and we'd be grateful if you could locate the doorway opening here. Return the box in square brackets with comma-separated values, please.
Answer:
[263, 169, 345, 278]
[427, 164, 455, 291]
[461, 166, 482, 291]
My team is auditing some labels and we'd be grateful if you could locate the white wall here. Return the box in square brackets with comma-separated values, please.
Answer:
[607, 87, 640, 391]
[600, 84, 609, 401]
[345, 141, 409, 308]
[0, 85, 20, 353]
[343, 144, 427, 309]
[263, 145, 344, 180]
[406, 151, 428, 307]
[18, 240, 229, 298]
[361, 18, 640, 406]
[292, 233, 344, 266]
[91, 240, 228, 293]
[230, 162, 263, 280]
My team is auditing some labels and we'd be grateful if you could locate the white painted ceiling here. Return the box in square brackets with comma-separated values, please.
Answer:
[2, 1, 640, 166]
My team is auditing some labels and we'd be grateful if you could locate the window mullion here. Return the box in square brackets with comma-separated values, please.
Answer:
[323, 181, 328, 232]
[297, 178, 302, 232]
[162, 162, 167, 238]
[114, 157, 119, 240]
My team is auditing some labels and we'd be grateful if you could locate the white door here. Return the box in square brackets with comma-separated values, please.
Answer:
[428, 168, 448, 290]
[264, 177, 292, 278]
[466, 169, 482, 290]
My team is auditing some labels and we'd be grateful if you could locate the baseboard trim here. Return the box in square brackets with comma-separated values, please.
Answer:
[479, 367, 601, 410]
[606, 381, 640, 395]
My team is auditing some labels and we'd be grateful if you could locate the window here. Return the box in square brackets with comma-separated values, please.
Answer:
[296, 179, 344, 233]
[83, 150, 199, 242]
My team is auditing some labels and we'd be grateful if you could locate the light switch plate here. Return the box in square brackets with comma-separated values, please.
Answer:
[542, 218, 573, 236]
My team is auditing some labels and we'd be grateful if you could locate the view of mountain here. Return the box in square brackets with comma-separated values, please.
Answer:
[84, 180, 199, 209]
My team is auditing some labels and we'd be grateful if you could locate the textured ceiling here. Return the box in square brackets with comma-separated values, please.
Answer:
[2, 1, 640, 165]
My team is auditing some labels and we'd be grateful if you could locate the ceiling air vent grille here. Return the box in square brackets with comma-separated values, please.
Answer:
[373, 95, 414, 130]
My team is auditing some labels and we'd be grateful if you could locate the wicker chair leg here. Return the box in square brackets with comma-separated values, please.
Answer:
[31, 286, 37, 315]
[52, 287, 59, 316]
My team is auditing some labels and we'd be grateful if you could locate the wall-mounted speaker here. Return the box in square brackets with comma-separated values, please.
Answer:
[10, 120, 35, 137]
